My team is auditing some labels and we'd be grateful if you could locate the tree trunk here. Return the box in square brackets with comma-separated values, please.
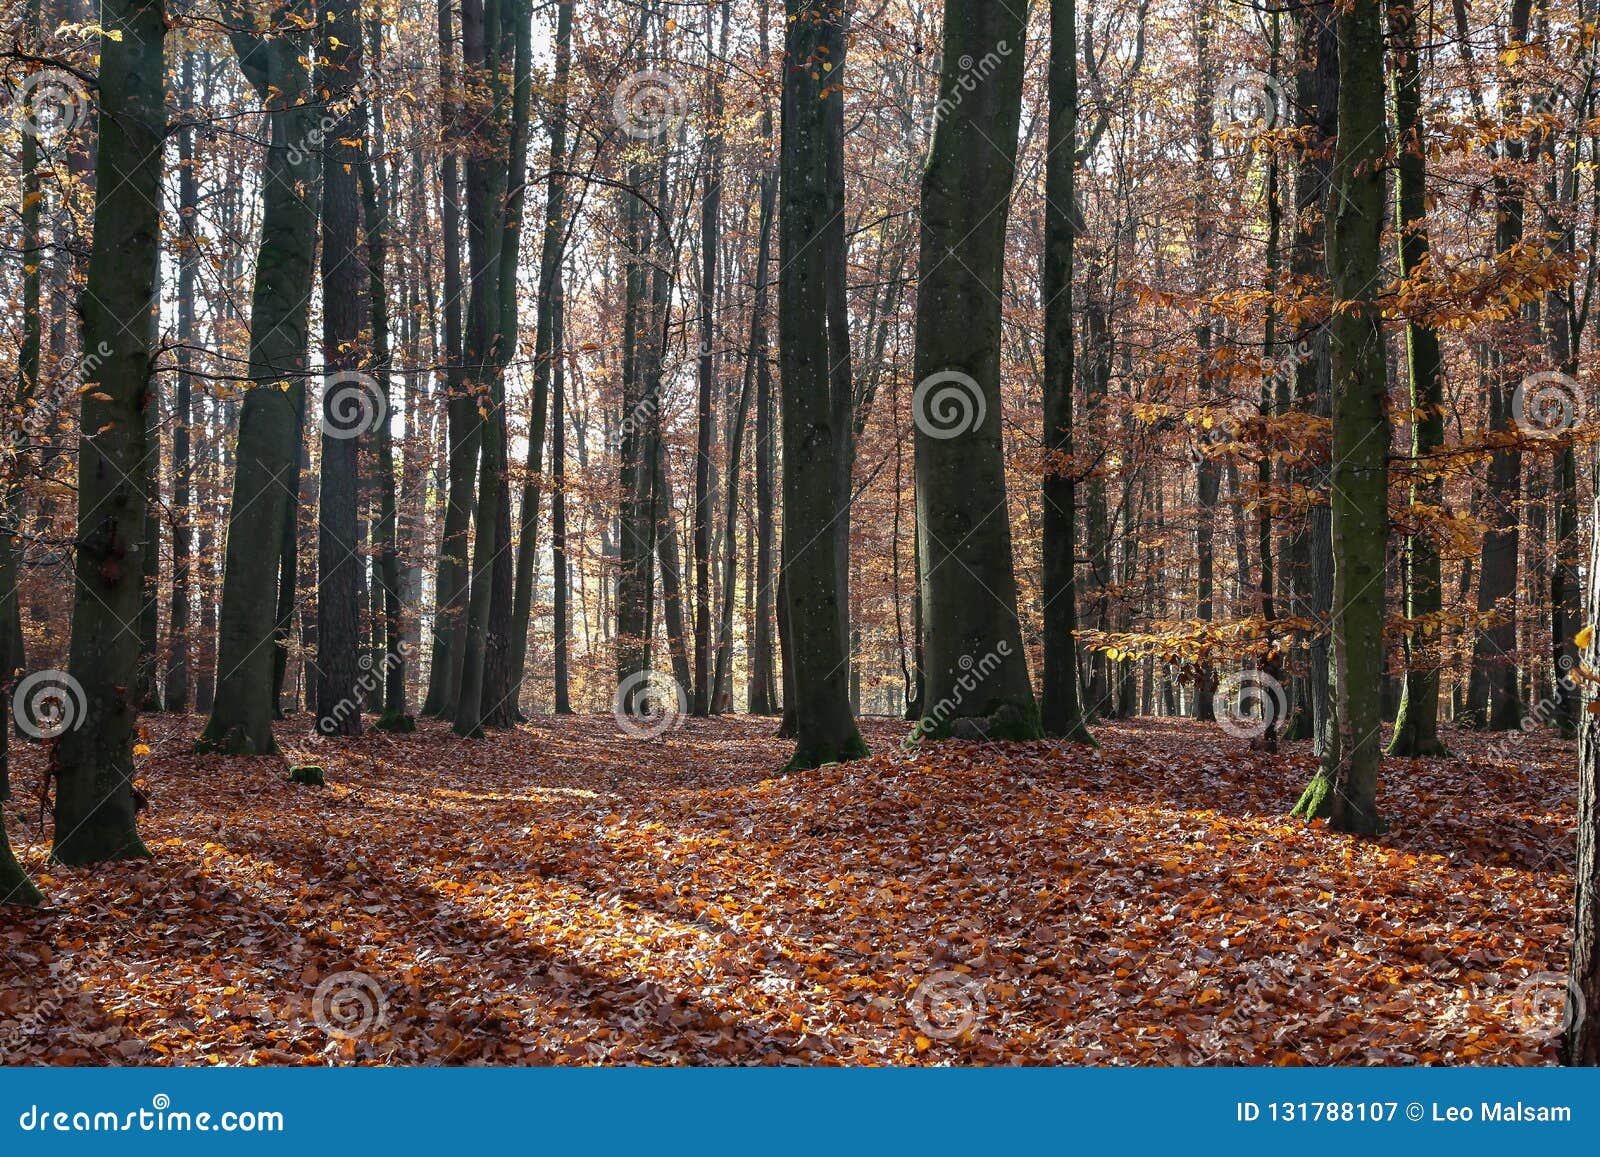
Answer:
[1385, 0, 1447, 757]
[50, 0, 164, 864]
[552, 262, 572, 714]
[1293, 0, 1388, 835]
[911, 0, 1040, 741]
[1465, 0, 1534, 732]
[510, 0, 573, 700]
[1039, 0, 1094, 743]
[422, 0, 473, 718]
[316, 0, 368, 740]
[1564, 488, 1600, 1063]
[200, 14, 320, 754]
[777, 0, 867, 768]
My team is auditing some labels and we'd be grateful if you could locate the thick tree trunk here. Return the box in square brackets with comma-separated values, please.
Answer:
[777, 0, 867, 768]
[200, 15, 320, 754]
[51, 0, 164, 864]
[911, 0, 1040, 741]
[453, 0, 515, 736]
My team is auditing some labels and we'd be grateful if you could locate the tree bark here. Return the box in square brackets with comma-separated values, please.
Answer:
[51, 0, 165, 864]
[777, 0, 867, 768]
[1385, 0, 1447, 757]
[911, 0, 1040, 741]
[200, 6, 321, 754]
[1039, 0, 1094, 742]
[1293, 0, 1388, 835]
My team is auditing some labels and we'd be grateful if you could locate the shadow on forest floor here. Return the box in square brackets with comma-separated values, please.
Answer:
[0, 711, 1575, 1065]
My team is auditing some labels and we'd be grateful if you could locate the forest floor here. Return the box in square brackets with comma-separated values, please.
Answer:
[0, 713, 1576, 1065]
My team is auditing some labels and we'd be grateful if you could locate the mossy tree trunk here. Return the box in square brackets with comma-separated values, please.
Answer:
[1293, 0, 1388, 835]
[911, 0, 1040, 742]
[51, 0, 165, 864]
[776, 0, 867, 769]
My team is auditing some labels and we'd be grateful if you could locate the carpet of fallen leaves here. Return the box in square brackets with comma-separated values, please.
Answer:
[0, 713, 1577, 1065]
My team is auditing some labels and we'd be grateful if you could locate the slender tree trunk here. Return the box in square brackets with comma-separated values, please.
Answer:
[423, 0, 473, 718]
[1385, 0, 1447, 757]
[165, 46, 198, 714]
[1040, 0, 1094, 742]
[510, 0, 573, 699]
[51, 0, 164, 864]
[1293, 0, 1388, 835]
[552, 263, 572, 714]
[1465, 0, 1534, 732]
[713, 150, 775, 709]
[748, 0, 778, 716]
[316, 0, 368, 739]
[692, 2, 727, 716]
[359, 18, 412, 731]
